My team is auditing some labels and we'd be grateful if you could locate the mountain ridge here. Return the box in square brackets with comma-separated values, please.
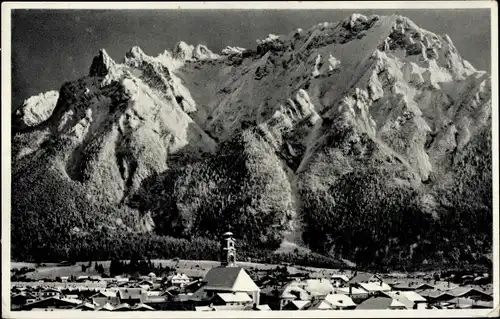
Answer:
[11, 14, 492, 269]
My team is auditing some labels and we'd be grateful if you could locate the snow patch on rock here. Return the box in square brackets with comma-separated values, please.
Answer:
[15, 90, 59, 127]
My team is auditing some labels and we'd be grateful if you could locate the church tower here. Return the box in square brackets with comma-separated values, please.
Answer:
[220, 230, 237, 267]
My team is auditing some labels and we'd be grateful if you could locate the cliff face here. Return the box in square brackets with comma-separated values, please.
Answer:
[11, 14, 492, 268]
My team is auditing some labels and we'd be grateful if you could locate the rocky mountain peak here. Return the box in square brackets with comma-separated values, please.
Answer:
[89, 48, 117, 77]
[173, 41, 195, 60]
[11, 14, 492, 268]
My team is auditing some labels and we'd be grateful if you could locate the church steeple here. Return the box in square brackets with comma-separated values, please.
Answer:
[220, 227, 237, 267]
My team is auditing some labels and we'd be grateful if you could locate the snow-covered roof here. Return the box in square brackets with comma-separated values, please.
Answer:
[324, 293, 357, 308]
[359, 282, 392, 292]
[399, 291, 427, 302]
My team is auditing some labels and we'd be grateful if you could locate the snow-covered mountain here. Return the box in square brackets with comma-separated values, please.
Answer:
[12, 14, 492, 268]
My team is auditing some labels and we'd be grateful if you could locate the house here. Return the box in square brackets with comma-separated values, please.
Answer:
[431, 281, 459, 291]
[148, 272, 157, 279]
[117, 288, 147, 305]
[445, 297, 493, 309]
[334, 286, 370, 302]
[383, 291, 427, 309]
[131, 303, 155, 311]
[76, 276, 89, 283]
[331, 274, 350, 288]
[193, 231, 260, 305]
[73, 302, 96, 311]
[392, 282, 435, 291]
[324, 293, 357, 309]
[168, 273, 191, 287]
[448, 287, 493, 301]
[258, 285, 285, 310]
[143, 295, 171, 310]
[38, 288, 61, 299]
[183, 279, 204, 293]
[195, 305, 216, 311]
[356, 295, 407, 310]
[212, 292, 253, 306]
[92, 296, 121, 308]
[90, 290, 117, 299]
[348, 272, 384, 285]
[21, 297, 82, 310]
[358, 282, 392, 294]
[279, 278, 334, 303]
[11, 292, 37, 310]
[96, 302, 115, 311]
[470, 300, 494, 309]
[418, 290, 455, 305]
[303, 294, 356, 311]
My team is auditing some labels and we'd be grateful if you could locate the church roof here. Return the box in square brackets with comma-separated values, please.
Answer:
[202, 267, 259, 292]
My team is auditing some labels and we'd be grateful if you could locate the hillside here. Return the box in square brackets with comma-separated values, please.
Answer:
[11, 14, 492, 270]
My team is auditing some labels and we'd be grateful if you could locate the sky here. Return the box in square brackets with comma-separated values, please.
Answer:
[11, 9, 491, 107]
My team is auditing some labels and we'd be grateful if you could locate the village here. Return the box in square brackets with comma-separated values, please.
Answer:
[10, 232, 494, 312]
